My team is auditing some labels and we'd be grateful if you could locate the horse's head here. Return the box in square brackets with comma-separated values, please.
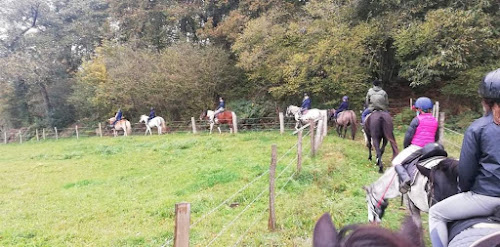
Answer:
[139, 115, 148, 123]
[199, 110, 208, 120]
[417, 158, 459, 207]
[363, 185, 388, 223]
[328, 109, 336, 120]
[313, 213, 423, 247]
[108, 117, 115, 124]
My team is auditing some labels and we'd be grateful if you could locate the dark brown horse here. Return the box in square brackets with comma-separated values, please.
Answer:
[199, 110, 236, 134]
[329, 109, 357, 140]
[417, 159, 500, 247]
[313, 213, 424, 247]
[363, 111, 399, 173]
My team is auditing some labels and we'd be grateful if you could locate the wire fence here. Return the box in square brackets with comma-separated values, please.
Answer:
[0, 116, 303, 144]
[159, 128, 314, 247]
[443, 127, 464, 158]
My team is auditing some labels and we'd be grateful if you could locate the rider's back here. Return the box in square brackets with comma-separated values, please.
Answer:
[459, 113, 500, 197]
[367, 86, 388, 111]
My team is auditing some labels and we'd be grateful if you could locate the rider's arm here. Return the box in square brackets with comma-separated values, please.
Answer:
[403, 117, 419, 148]
[458, 126, 481, 192]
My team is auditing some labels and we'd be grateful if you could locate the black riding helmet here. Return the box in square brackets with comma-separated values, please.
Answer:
[479, 68, 500, 99]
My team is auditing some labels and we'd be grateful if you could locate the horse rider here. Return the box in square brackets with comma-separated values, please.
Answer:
[428, 68, 500, 247]
[334, 95, 349, 120]
[361, 79, 389, 125]
[112, 108, 123, 127]
[301, 93, 311, 114]
[212, 97, 225, 122]
[148, 107, 156, 124]
[393, 97, 438, 193]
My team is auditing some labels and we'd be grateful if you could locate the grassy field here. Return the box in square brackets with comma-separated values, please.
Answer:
[0, 130, 432, 246]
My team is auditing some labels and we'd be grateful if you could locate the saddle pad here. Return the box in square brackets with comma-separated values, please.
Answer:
[449, 227, 500, 247]
[409, 157, 446, 185]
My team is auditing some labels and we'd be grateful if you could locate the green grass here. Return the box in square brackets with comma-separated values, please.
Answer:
[0, 131, 420, 246]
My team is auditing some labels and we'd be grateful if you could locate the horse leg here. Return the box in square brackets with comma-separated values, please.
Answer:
[380, 137, 388, 158]
[210, 122, 214, 134]
[366, 134, 373, 161]
[343, 124, 348, 138]
[218, 126, 222, 134]
[407, 198, 425, 247]
[295, 121, 300, 131]
[372, 138, 384, 173]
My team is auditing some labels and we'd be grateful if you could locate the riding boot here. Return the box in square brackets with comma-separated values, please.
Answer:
[395, 165, 411, 194]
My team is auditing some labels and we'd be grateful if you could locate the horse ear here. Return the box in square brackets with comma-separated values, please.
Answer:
[313, 213, 338, 247]
[416, 164, 431, 178]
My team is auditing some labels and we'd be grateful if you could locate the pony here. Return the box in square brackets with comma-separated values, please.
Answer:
[364, 157, 500, 246]
[286, 105, 324, 130]
[363, 111, 399, 173]
[139, 115, 167, 135]
[108, 117, 132, 136]
[199, 110, 236, 134]
[313, 213, 424, 247]
[417, 159, 500, 247]
[328, 109, 357, 140]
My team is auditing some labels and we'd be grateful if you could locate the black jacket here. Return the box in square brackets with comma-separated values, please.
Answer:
[458, 113, 500, 197]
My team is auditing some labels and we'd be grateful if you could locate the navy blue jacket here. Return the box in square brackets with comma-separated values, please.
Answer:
[116, 110, 122, 120]
[301, 98, 311, 109]
[149, 110, 156, 120]
[337, 102, 349, 113]
[458, 113, 500, 197]
[217, 101, 225, 110]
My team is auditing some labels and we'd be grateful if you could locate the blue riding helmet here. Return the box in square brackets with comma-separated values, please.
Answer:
[342, 96, 349, 101]
[479, 68, 500, 99]
[414, 97, 433, 110]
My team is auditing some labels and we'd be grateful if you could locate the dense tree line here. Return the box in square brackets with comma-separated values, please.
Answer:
[0, 0, 498, 129]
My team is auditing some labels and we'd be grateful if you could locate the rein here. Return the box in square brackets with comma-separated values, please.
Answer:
[376, 172, 397, 209]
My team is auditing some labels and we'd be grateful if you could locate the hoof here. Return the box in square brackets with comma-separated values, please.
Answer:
[378, 168, 384, 174]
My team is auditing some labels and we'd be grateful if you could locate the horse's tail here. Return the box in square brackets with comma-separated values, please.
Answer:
[161, 118, 167, 132]
[380, 113, 399, 159]
[350, 111, 357, 140]
[126, 121, 132, 135]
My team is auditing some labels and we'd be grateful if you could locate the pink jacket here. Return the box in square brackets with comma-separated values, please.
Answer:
[411, 113, 438, 147]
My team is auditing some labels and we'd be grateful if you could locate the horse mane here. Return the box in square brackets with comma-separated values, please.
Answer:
[337, 217, 421, 247]
[314, 213, 423, 247]
[435, 158, 459, 176]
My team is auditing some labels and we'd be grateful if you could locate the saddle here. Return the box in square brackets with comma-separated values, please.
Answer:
[402, 143, 448, 184]
[448, 206, 500, 243]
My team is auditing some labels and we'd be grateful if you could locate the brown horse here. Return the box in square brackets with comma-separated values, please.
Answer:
[313, 213, 424, 247]
[199, 110, 236, 134]
[329, 109, 357, 140]
[108, 117, 132, 136]
[363, 111, 399, 173]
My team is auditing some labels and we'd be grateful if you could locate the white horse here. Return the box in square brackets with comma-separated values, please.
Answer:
[139, 115, 167, 135]
[285, 105, 325, 130]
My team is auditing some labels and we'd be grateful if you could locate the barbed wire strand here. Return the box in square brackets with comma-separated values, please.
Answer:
[444, 127, 464, 136]
[231, 147, 312, 246]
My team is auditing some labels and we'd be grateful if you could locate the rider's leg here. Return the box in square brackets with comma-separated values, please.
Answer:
[429, 192, 500, 247]
[391, 145, 421, 193]
[394, 165, 411, 193]
[361, 108, 371, 124]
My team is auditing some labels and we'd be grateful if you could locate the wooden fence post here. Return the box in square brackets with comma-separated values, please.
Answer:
[322, 111, 328, 138]
[435, 101, 440, 119]
[75, 125, 79, 139]
[232, 113, 238, 134]
[42, 128, 46, 140]
[310, 120, 316, 157]
[410, 98, 413, 109]
[55, 127, 58, 140]
[279, 112, 284, 135]
[19, 130, 22, 144]
[4, 131, 7, 144]
[268, 144, 277, 231]
[315, 119, 323, 151]
[438, 112, 445, 146]
[98, 123, 103, 137]
[36, 129, 39, 141]
[174, 202, 190, 247]
[191, 117, 197, 134]
[297, 130, 302, 173]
